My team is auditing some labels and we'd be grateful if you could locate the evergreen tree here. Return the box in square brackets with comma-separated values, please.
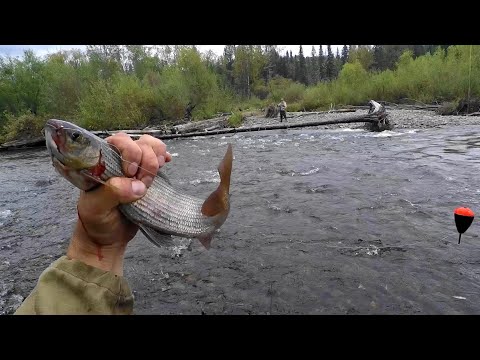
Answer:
[372, 45, 386, 71]
[382, 45, 409, 69]
[287, 50, 295, 80]
[412, 45, 426, 58]
[341, 45, 349, 64]
[326, 45, 335, 80]
[222, 45, 235, 88]
[318, 45, 325, 81]
[294, 55, 299, 82]
[335, 48, 342, 77]
[310, 46, 318, 84]
[298, 45, 307, 84]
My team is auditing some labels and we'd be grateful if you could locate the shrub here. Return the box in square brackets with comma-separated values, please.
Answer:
[227, 112, 244, 127]
[0, 111, 47, 143]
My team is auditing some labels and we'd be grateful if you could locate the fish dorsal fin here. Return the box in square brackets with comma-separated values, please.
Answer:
[139, 224, 174, 248]
[201, 144, 233, 217]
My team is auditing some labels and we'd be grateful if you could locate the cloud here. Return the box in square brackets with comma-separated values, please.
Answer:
[0, 45, 86, 58]
[0, 45, 343, 59]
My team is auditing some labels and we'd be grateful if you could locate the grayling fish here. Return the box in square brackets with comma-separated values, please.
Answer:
[43, 119, 233, 249]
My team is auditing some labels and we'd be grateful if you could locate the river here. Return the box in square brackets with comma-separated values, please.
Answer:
[1, 124, 480, 314]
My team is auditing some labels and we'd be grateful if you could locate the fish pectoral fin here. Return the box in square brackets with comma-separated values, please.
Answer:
[139, 224, 174, 248]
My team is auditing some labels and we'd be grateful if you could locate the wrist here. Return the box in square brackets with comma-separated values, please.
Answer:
[67, 222, 127, 276]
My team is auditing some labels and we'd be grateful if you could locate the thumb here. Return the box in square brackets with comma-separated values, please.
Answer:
[78, 177, 147, 217]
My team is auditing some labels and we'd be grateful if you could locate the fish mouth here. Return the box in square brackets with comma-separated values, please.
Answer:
[44, 119, 67, 164]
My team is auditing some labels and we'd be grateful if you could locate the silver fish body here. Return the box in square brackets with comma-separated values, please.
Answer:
[44, 119, 233, 249]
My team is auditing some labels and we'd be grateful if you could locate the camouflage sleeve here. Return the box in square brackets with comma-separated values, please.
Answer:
[14, 256, 134, 315]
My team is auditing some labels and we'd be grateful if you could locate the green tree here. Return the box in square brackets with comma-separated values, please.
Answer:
[348, 45, 374, 71]
[220, 45, 236, 89]
[298, 45, 307, 84]
[309, 46, 318, 84]
[318, 45, 325, 81]
[0, 50, 45, 116]
[176, 47, 223, 116]
[372, 45, 386, 71]
[40, 52, 83, 117]
[341, 45, 349, 64]
[85, 45, 124, 79]
[123, 45, 163, 80]
[233, 45, 266, 98]
[326, 45, 335, 80]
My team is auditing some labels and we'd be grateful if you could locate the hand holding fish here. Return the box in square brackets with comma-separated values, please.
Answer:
[68, 133, 172, 276]
[15, 120, 232, 314]
[44, 119, 232, 276]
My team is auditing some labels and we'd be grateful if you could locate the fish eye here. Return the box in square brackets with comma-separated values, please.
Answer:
[71, 132, 81, 141]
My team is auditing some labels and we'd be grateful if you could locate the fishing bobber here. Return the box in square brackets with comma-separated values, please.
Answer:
[454, 207, 475, 244]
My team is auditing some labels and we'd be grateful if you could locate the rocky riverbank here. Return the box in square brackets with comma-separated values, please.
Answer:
[2, 107, 480, 151]
[243, 108, 480, 130]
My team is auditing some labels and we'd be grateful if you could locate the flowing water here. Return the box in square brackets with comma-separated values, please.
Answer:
[2, 125, 480, 314]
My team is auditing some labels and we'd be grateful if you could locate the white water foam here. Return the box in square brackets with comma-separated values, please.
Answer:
[371, 130, 417, 138]
[0, 210, 12, 219]
[298, 167, 320, 176]
[189, 170, 220, 186]
[0, 210, 12, 227]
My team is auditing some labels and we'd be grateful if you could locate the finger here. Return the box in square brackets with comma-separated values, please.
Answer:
[78, 177, 147, 221]
[107, 133, 142, 177]
[165, 151, 172, 163]
[136, 135, 168, 168]
[136, 143, 159, 187]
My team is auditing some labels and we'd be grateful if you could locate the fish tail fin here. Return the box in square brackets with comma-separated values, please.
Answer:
[199, 144, 233, 249]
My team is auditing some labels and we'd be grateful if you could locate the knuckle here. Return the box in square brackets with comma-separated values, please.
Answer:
[111, 178, 131, 198]
[139, 134, 154, 142]
[146, 153, 159, 170]
[116, 132, 130, 138]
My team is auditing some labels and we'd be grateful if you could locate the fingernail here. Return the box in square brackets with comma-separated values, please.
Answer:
[157, 155, 165, 167]
[142, 176, 154, 188]
[131, 180, 146, 195]
[128, 162, 138, 176]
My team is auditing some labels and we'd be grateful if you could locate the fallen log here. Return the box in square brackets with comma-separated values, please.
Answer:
[126, 100, 393, 140]
[172, 116, 228, 134]
[0, 137, 45, 151]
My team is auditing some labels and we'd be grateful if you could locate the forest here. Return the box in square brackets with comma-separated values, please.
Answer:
[1, 45, 478, 142]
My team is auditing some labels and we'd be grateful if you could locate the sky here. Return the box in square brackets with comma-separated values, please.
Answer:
[0, 45, 343, 58]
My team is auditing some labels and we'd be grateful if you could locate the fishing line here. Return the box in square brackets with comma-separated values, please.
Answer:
[105, 141, 166, 179]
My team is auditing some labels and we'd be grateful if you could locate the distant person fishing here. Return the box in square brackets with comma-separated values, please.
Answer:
[278, 98, 287, 122]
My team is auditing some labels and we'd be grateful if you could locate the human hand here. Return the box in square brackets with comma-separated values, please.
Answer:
[66, 133, 172, 276]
